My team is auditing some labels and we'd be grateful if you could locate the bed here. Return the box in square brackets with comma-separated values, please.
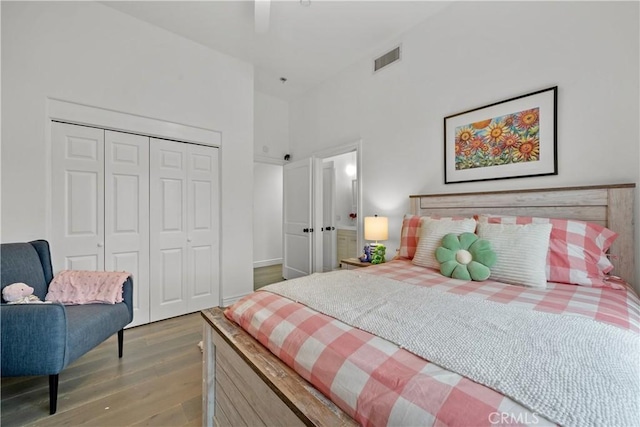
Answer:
[201, 183, 638, 427]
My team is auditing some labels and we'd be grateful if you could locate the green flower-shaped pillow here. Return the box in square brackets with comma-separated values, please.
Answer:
[435, 232, 496, 281]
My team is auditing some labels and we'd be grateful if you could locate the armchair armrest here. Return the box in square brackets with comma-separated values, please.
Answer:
[122, 276, 133, 324]
[0, 303, 68, 376]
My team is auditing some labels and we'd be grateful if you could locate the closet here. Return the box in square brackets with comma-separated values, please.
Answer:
[51, 122, 219, 326]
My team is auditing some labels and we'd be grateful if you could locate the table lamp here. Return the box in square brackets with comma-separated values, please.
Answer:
[364, 215, 388, 245]
[363, 215, 388, 264]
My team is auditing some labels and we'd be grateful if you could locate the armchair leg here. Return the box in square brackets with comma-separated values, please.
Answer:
[49, 374, 59, 415]
[118, 329, 124, 358]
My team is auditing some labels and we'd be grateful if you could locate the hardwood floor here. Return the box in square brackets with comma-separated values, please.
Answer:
[2, 270, 280, 426]
[1, 313, 203, 427]
[253, 264, 283, 290]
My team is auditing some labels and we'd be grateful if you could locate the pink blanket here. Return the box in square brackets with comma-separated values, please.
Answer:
[226, 259, 640, 426]
[45, 270, 130, 305]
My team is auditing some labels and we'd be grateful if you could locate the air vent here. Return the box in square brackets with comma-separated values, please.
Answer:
[374, 46, 401, 72]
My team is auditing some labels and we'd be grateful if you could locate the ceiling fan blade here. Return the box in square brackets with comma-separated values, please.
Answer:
[254, 0, 271, 34]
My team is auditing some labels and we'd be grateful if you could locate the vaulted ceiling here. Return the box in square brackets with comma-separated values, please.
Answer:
[102, 1, 451, 101]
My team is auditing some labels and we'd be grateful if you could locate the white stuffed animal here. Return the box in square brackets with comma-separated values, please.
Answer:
[2, 282, 49, 304]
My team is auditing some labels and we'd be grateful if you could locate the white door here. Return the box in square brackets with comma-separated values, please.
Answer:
[150, 139, 188, 321]
[104, 130, 150, 327]
[51, 122, 105, 272]
[283, 159, 313, 279]
[322, 163, 337, 272]
[186, 144, 220, 312]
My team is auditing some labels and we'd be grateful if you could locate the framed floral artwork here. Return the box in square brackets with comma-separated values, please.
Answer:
[444, 86, 557, 184]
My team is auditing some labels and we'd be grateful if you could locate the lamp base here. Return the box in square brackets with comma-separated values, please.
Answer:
[359, 243, 386, 264]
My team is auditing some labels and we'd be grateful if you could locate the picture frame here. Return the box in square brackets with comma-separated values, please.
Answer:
[444, 86, 557, 184]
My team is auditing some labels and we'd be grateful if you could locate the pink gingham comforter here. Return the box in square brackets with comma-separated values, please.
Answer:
[225, 260, 640, 426]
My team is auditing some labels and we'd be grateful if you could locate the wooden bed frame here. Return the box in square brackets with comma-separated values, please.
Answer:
[201, 183, 636, 426]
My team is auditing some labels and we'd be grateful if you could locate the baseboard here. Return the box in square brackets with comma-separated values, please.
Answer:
[222, 292, 252, 307]
[253, 258, 283, 268]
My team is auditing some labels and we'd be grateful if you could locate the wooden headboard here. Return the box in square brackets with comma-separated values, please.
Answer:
[409, 183, 636, 287]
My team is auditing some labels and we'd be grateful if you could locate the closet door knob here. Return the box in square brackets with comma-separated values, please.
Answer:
[97, 242, 104, 247]
[187, 238, 192, 242]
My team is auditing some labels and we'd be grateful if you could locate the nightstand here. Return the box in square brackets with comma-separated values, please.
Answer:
[340, 258, 371, 270]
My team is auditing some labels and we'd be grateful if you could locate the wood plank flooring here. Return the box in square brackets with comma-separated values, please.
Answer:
[253, 264, 283, 290]
[1, 313, 203, 427]
[2, 268, 280, 426]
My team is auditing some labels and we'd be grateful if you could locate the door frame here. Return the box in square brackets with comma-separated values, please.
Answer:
[312, 139, 363, 269]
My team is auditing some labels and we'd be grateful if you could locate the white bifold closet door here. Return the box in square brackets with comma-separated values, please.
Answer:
[150, 139, 219, 322]
[104, 130, 150, 326]
[51, 123, 150, 326]
[52, 122, 218, 326]
[52, 123, 105, 272]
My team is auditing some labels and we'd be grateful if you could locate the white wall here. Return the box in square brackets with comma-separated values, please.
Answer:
[290, 1, 640, 286]
[253, 91, 289, 267]
[253, 162, 283, 267]
[254, 91, 290, 163]
[1, 1, 254, 304]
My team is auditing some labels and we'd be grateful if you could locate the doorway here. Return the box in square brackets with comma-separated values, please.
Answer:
[253, 160, 284, 287]
[312, 140, 362, 273]
[322, 151, 358, 271]
[281, 140, 362, 278]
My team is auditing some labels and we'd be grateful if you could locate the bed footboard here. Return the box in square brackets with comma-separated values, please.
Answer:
[201, 307, 357, 427]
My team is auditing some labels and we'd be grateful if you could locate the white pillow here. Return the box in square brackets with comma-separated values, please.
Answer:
[476, 222, 553, 288]
[412, 217, 477, 269]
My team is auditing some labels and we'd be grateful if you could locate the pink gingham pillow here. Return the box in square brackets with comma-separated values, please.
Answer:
[398, 215, 421, 259]
[478, 215, 619, 288]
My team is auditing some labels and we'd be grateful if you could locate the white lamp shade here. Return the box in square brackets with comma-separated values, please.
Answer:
[364, 216, 388, 241]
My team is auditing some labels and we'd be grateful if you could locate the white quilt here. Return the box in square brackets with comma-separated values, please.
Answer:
[264, 270, 640, 427]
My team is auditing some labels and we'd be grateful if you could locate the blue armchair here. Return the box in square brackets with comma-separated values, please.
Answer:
[0, 240, 133, 414]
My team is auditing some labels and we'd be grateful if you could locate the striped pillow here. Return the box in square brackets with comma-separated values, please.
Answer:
[478, 215, 618, 288]
[412, 218, 477, 269]
[477, 222, 553, 288]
